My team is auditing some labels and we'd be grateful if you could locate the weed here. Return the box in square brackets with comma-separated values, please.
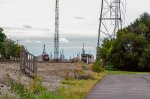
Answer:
[37, 91, 64, 99]
[82, 64, 89, 70]
[106, 70, 150, 74]
[61, 80, 77, 86]
[58, 72, 106, 99]
[93, 60, 104, 73]
[3, 65, 106, 99]
[5, 74, 26, 97]
[29, 76, 46, 94]
[1, 93, 16, 99]
[5, 74, 36, 99]
[63, 69, 73, 80]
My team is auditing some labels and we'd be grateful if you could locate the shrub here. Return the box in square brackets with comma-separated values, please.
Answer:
[82, 64, 89, 70]
[92, 60, 104, 73]
[1, 93, 15, 99]
[63, 69, 73, 80]
[29, 76, 46, 94]
[5, 74, 32, 98]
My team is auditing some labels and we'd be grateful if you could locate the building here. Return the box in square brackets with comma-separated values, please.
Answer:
[81, 43, 95, 64]
[81, 54, 94, 64]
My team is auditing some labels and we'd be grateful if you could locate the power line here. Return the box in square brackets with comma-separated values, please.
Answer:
[97, 0, 126, 59]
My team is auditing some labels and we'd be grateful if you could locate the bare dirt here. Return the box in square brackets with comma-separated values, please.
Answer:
[0, 62, 83, 97]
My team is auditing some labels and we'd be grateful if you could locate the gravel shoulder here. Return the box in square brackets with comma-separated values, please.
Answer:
[0, 62, 82, 97]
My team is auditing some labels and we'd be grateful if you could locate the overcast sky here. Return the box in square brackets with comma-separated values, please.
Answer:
[0, 0, 150, 57]
[0, 0, 149, 38]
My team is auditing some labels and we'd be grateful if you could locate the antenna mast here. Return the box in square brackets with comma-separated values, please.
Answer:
[54, 0, 59, 61]
[82, 43, 85, 55]
[42, 44, 46, 55]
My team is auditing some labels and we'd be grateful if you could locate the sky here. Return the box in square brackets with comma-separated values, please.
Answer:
[0, 0, 150, 59]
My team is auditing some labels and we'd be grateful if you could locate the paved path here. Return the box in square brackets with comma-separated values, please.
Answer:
[87, 74, 150, 99]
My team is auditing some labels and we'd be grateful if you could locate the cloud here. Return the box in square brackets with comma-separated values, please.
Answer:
[4, 29, 53, 39]
[3, 26, 50, 31]
[24, 39, 32, 43]
[24, 40, 42, 43]
[61, 46, 95, 49]
[60, 38, 70, 43]
[34, 41, 42, 43]
[74, 16, 86, 20]
[22, 25, 32, 29]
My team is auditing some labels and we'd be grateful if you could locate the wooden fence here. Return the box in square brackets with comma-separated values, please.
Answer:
[20, 48, 37, 75]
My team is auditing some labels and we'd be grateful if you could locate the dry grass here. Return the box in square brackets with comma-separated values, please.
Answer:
[57, 72, 107, 99]
[0, 62, 106, 99]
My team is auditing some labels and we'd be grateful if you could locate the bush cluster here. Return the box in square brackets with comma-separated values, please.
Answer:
[97, 13, 150, 71]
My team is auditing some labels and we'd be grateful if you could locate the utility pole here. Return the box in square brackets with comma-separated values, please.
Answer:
[50, 52, 52, 59]
[42, 44, 46, 55]
[54, 0, 59, 61]
[96, 0, 125, 59]
[16, 40, 20, 45]
[62, 49, 64, 60]
[82, 43, 85, 55]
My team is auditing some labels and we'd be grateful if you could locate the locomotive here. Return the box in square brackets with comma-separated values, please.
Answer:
[42, 44, 49, 61]
[42, 53, 49, 61]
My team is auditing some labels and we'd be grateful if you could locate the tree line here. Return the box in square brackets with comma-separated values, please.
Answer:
[0, 28, 22, 60]
[96, 13, 150, 71]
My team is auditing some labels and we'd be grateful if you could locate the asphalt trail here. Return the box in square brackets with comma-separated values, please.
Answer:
[87, 74, 150, 99]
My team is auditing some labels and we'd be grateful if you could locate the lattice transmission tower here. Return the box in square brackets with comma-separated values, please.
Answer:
[97, 0, 126, 57]
[42, 44, 46, 55]
[54, 0, 59, 61]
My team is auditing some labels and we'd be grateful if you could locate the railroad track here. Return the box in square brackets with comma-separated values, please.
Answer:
[0, 60, 75, 64]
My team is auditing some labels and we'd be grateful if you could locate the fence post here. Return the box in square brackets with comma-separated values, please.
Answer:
[20, 48, 37, 77]
[33, 56, 37, 74]
[20, 48, 25, 73]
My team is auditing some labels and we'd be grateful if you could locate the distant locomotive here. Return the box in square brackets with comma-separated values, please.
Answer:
[42, 54, 49, 61]
[81, 54, 94, 63]
[42, 44, 49, 61]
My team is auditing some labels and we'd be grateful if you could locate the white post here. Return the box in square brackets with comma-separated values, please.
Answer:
[87, 56, 89, 64]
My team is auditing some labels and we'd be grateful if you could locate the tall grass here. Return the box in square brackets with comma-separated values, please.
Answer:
[5, 73, 35, 99]
[29, 76, 46, 94]
[106, 70, 150, 74]
[4, 71, 106, 99]
[57, 72, 106, 99]
[5, 74, 65, 99]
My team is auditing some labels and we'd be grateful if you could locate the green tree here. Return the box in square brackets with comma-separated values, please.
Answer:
[110, 32, 145, 71]
[0, 28, 6, 56]
[0, 27, 23, 60]
[127, 13, 150, 40]
[0, 28, 6, 43]
[3, 39, 16, 59]
[138, 43, 150, 71]
[98, 38, 114, 66]
[94, 38, 114, 71]
[97, 12, 150, 71]
[93, 60, 104, 73]
[2, 39, 22, 59]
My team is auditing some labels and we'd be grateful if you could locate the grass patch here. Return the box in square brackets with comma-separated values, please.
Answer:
[106, 70, 150, 74]
[56, 72, 106, 99]
[1, 94, 16, 99]
[5, 73, 35, 99]
[4, 71, 106, 99]
[29, 76, 47, 94]
[5, 74, 60, 99]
